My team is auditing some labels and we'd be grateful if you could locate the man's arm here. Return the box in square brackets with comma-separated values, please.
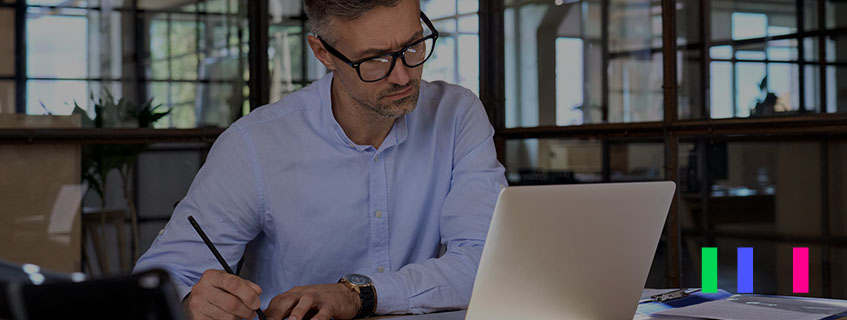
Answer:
[133, 125, 265, 308]
[364, 94, 507, 315]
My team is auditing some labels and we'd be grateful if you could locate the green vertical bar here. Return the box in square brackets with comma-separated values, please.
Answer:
[702, 247, 718, 293]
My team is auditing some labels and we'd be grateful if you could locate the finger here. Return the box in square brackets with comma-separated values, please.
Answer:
[198, 298, 240, 320]
[185, 289, 218, 320]
[288, 293, 316, 320]
[213, 272, 263, 310]
[309, 307, 334, 320]
[246, 279, 262, 296]
[206, 287, 255, 319]
[264, 294, 298, 319]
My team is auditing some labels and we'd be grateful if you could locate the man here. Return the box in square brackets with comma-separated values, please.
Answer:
[133, 0, 506, 319]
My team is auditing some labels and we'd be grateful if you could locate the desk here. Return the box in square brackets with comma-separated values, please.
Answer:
[370, 289, 847, 320]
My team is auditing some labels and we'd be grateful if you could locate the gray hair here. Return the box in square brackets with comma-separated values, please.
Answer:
[304, 0, 403, 42]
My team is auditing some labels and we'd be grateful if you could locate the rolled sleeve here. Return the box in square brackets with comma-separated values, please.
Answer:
[133, 124, 264, 293]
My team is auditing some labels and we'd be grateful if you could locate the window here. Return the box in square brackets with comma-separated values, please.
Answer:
[421, 0, 480, 95]
[504, 0, 663, 128]
[495, 0, 847, 297]
[677, 0, 847, 119]
[143, 2, 250, 128]
[16, 0, 250, 128]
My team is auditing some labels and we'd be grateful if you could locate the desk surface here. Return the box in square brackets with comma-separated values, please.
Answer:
[368, 289, 847, 320]
[371, 311, 465, 320]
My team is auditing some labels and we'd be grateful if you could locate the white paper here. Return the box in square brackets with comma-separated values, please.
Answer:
[652, 299, 836, 320]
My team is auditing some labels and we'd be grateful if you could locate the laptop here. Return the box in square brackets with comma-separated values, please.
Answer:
[390, 181, 675, 320]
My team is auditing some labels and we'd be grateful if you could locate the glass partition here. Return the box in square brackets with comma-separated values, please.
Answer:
[679, 139, 847, 297]
[504, 0, 662, 128]
[677, 0, 846, 119]
[16, 0, 250, 128]
[505, 138, 665, 185]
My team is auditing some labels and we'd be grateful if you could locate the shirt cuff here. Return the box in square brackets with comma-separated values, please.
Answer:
[363, 271, 411, 315]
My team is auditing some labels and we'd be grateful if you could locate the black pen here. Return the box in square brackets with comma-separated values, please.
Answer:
[188, 215, 267, 320]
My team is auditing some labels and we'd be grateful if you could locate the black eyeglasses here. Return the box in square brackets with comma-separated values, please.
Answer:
[318, 11, 439, 82]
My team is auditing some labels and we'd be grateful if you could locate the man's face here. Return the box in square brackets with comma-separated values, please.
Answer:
[320, 0, 424, 119]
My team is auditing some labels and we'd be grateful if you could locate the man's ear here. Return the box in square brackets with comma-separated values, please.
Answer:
[307, 35, 336, 71]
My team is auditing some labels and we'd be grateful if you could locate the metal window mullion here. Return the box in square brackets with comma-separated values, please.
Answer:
[698, 140, 712, 246]
[662, 0, 681, 288]
[700, 0, 712, 119]
[797, 0, 807, 113]
[480, 0, 506, 164]
[15, 0, 26, 114]
[819, 0, 827, 113]
[818, 0, 831, 297]
[821, 140, 831, 297]
[247, 0, 269, 110]
[601, 0, 610, 122]
[132, 0, 147, 105]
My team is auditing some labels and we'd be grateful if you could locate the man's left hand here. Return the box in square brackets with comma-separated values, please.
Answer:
[263, 283, 361, 320]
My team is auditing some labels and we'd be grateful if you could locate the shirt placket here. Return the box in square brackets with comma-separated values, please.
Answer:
[368, 150, 391, 274]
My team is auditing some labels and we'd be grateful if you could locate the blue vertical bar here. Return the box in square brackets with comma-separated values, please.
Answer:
[738, 247, 753, 293]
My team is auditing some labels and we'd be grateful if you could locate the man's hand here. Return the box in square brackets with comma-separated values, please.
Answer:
[184, 269, 263, 320]
[264, 284, 361, 320]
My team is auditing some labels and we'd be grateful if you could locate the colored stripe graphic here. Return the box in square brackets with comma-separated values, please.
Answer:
[793, 247, 809, 293]
[737, 247, 753, 293]
[702, 247, 717, 293]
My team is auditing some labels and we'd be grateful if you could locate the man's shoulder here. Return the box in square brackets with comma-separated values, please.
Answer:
[232, 82, 325, 130]
[417, 80, 482, 120]
[421, 80, 478, 105]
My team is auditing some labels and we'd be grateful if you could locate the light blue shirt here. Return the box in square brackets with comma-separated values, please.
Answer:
[134, 72, 507, 315]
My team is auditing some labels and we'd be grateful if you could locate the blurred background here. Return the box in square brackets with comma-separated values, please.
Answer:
[0, 0, 845, 300]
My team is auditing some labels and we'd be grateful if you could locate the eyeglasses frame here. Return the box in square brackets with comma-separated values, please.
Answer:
[317, 11, 439, 83]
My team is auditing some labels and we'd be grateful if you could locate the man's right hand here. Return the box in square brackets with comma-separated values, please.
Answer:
[184, 269, 263, 320]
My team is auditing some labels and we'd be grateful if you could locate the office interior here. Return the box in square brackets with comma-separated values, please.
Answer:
[0, 0, 845, 301]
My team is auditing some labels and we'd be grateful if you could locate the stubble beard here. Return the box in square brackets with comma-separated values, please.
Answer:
[353, 80, 420, 119]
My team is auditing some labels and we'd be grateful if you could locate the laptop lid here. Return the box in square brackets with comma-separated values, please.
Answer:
[466, 181, 676, 320]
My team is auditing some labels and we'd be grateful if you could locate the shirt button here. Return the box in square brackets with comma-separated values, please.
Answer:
[377, 266, 385, 273]
[158, 229, 165, 236]
[374, 154, 380, 162]
[375, 210, 383, 218]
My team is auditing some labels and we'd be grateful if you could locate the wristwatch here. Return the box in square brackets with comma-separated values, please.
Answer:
[339, 273, 377, 318]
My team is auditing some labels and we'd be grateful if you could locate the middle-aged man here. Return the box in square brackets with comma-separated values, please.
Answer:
[134, 0, 507, 319]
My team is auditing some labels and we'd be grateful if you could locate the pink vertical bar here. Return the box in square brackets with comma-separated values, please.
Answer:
[793, 247, 809, 293]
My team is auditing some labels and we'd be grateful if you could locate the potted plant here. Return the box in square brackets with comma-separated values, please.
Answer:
[72, 90, 170, 274]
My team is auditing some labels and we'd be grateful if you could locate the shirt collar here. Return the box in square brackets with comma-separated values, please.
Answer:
[319, 72, 410, 152]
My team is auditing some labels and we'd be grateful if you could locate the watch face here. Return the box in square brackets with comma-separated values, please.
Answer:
[345, 274, 372, 286]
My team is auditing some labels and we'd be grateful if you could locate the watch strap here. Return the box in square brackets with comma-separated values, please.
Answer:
[356, 285, 376, 318]
[339, 277, 377, 318]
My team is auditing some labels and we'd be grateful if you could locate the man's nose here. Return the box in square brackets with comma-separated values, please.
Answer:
[385, 59, 411, 86]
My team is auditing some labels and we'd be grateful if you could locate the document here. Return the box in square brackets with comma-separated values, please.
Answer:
[652, 294, 847, 320]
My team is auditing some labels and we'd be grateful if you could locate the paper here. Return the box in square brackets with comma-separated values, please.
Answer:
[652, 295, 847, 320]
[727, 295, 847, 315]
